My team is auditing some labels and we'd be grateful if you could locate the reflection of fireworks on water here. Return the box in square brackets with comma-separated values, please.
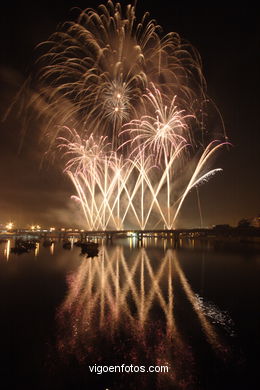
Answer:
[194, 294, 235, 337]
[55, 247, 231, 389]
[25, 1, 228, 229]
[56, 247, 190, 388]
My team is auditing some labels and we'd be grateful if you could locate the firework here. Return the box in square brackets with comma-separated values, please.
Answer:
[23, 1, 227, 230]
[29, 1, 209, 146]
[59, 126, 226, 230]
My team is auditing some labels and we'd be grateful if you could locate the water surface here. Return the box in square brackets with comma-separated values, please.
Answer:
[0, 238, 259, 389]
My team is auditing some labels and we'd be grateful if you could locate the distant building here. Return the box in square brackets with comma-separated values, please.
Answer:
[251, 215, 260, 228]
[237, 215, 260, 228]
[213, 224, 231, 229]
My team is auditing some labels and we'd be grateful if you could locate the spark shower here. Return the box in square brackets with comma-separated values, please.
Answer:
[27, 1, 227, 230]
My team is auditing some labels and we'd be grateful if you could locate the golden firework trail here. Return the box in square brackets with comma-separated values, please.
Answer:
[20, 1, 228, 230]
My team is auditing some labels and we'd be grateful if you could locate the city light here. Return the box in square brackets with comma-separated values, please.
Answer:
[5, 222, 14, 230]
[30, 225, 41, 231]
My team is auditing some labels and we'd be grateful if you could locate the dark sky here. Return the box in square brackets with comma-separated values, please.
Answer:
[0, 1, 259, 228]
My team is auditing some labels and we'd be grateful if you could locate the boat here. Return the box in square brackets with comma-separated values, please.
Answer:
[80, 242, 98, 250]
[11, 245, 29, 254]
[80, 242, 99, 257]
[43, 239, 54, 247]
[63, 240, 72, 249]
[11, 239, 37, 254]
[74, 240, 83, 247]
[24, 241, 37, 250]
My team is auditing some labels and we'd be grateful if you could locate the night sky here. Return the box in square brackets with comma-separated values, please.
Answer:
[0, 1, 259, 228]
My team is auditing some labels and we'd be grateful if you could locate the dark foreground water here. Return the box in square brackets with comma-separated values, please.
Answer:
[0, 237, 259, 390]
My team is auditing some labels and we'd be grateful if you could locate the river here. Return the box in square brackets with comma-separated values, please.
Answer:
[0, 237, 259, 389]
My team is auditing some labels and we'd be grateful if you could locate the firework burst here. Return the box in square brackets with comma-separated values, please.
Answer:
[28, 1, 208, 147]
[18, 1, 227, 230]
